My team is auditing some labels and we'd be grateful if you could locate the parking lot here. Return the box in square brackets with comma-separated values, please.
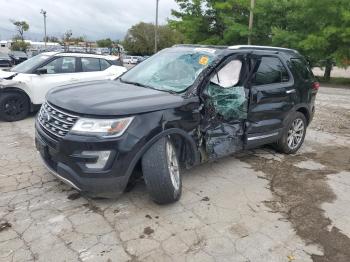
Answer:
[0, 86, 349, 262]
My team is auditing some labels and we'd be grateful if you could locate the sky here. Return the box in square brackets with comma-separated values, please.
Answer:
[0, 0, 178, 41]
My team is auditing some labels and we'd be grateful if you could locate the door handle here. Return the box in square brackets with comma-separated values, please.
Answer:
[286, 89, 296, 94]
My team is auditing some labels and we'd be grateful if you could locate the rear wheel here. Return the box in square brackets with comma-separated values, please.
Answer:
[142, 137, 182, 204]
[275, 112, 307, 154]
[0, 92, 29, 122]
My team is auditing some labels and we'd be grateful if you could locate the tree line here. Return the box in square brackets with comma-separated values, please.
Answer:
[169, 0, 350, 80]
[9, 0, 350, 79]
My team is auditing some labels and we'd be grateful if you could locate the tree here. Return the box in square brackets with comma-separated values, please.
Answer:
[45, 36, 60, 42]
[97, 38, 113, 48]
[10, 20, 30, 52]
[62, 30, 73, 43]
[10, 40, 30, 52]
[170, 0, 249, 45]
[171, 0, 350, 79]
[11, 20, 29, 41]
[255, 0, 350, 80]
[123, 22, 183, 55]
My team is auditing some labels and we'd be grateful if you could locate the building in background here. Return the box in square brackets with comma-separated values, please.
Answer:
[0, 40, 62, 54]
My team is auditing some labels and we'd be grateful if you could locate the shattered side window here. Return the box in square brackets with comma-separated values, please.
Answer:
[205, 59, 248, 120]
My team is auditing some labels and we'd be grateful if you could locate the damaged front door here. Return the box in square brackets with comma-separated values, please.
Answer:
[201, 54, 249, 159]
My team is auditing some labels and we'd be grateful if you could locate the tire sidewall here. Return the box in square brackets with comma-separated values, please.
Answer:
[142, 137, 182, 204]
[0, 92, 29, 121]
[279, 112, 307, 154]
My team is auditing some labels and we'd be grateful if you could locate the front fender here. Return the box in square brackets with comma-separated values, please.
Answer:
[124, 127, 199, 180]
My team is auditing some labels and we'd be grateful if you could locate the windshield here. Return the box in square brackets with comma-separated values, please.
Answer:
[121, 47, 217, 92]
[11, 54, 50, 73]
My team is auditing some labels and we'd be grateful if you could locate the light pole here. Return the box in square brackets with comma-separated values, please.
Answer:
[154, 0, 159, 53]
[248, 0, 255, 45]
[40, 9, 47, 49]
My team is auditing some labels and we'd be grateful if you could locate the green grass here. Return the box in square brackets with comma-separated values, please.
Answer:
[316, 77, 350, 87]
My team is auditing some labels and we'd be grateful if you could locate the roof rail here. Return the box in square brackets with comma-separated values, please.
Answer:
[173, 44, 228, 49]
[228, 45, 298, 53]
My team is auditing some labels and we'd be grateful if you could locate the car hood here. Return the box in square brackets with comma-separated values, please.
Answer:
[47, 80, 187, 116]
[0, 70, 18, 80]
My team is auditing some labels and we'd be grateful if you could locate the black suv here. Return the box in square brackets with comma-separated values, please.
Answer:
[35, 45, 319, 204]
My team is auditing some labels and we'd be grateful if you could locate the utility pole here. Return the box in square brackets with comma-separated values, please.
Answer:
[40, 9, 47, 50]
[154, 0, 159, 53]
[248, 0, 255, 45]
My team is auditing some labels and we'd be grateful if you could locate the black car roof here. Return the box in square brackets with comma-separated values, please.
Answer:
[173, 44, 301, 58]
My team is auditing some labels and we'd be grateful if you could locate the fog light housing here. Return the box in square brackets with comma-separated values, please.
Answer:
[81, 151, 111, 169]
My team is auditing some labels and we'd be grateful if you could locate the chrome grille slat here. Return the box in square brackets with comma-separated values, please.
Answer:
[38, 102, 79, 139]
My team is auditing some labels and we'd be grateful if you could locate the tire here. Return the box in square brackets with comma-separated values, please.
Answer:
[0, 92, 29, 122]
[142, 137, 182, 204]
[275, 112, 307, 154]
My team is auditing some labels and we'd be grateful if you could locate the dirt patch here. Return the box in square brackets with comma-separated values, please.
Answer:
[83, 202, 103, 214]
[67, 192, 81, 200]
[185, 236, 206, 254]
[201, 196, 210, 202]
[143, 226, 154, 235]
[0, 221, 12, 232]
[302, 146, 350, 172]
[310, 106, 350, 136]
[239, 145, 350, 262]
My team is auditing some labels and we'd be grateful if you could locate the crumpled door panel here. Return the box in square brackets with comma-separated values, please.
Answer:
[205, 122, 244, 159]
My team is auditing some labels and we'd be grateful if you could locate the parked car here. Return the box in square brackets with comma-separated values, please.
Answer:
[136, 56, 147, 64]
[9, 51, 28, 65]
[0, 53, 12, 68]
[35, 45, 319, 204]
[0, 52, 127, 121]
[123, 55, 138, 64]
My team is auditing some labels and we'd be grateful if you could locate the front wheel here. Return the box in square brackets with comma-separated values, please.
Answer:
[142, 137, 182, 204]
[275, 112, 307, 154]
[0, 92, 29, 122]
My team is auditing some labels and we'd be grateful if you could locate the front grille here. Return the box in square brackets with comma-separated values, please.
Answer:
[38, 102, 79, 138]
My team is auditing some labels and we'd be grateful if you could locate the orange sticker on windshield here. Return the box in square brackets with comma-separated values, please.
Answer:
[199, 56, 209, 65]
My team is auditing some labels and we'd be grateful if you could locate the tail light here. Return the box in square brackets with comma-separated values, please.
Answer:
[312, 82, 320, 91]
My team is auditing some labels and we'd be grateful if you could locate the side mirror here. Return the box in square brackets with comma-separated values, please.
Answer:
[36, 68, 47, 75]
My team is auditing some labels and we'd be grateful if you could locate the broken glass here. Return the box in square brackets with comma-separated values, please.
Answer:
[206, 84, 248, 120]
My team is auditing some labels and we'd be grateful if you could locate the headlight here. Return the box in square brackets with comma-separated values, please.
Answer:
[71, 117, 134, 137]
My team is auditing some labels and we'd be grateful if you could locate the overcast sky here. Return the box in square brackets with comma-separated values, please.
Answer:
[0, 0, 178, 41]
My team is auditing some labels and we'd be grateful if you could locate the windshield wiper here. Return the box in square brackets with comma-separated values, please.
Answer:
[120, 78, 180, 95]
[120, 78, 149, 88]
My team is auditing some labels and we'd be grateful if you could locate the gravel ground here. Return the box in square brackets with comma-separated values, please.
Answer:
[0, 86, 349, 262]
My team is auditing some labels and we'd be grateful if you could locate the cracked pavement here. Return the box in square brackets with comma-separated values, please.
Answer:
[0, 86, 349, 262]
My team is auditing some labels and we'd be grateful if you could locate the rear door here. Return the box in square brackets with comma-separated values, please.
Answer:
[75, 57, 124, 81]
[246, 53, 295, 148]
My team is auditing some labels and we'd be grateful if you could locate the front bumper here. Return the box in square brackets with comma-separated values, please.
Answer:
[35, 121, 135, 198]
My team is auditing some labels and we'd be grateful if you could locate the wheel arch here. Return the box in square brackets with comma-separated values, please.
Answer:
[125, 128, 200, 183]
[283, 104, 310, 128]
[295, 106, 310, 125]
[0, 87, 34, 111]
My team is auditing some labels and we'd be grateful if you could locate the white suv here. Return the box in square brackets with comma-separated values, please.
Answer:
[122, 55, 138, 64]
[0, 52, 127, 121]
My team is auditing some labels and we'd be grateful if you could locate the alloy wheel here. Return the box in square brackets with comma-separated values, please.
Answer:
[166, 140, 180, 191]
[4, 98, 26, 116]
[287, 118, 305, 150]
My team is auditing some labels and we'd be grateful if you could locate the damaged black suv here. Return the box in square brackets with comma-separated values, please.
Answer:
[35, 45, 319, 204]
